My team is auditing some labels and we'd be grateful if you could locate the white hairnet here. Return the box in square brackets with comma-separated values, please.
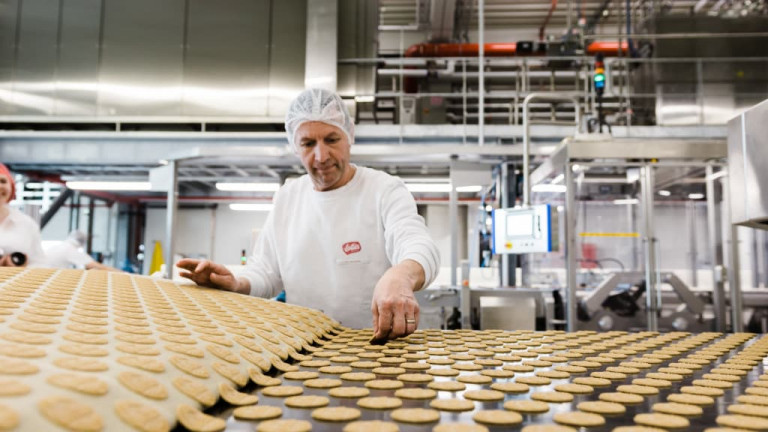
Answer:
[284, 88, 354, 151]
[68, 230, 88, 247]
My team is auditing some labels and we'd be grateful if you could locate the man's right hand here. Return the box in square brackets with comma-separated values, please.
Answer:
[176, 259, 249, 294]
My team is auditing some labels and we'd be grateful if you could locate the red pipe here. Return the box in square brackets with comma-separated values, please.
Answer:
[405, 43, 517, 58]
[539, 0, 559, 42]
[586, 41, 629, 55]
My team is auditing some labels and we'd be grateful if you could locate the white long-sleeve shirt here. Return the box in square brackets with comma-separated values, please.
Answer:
[44, 239, 95, 269]
[0, 207, 47, 267]
[240, 165, 440, 328]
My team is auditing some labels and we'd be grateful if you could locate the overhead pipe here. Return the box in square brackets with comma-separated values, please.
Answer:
[403, 41, 627, 58]
[540, 0, 559, 41]
[479, 0, 485, 146]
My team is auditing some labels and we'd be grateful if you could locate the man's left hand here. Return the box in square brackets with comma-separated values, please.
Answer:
[371, 260, 424, 341]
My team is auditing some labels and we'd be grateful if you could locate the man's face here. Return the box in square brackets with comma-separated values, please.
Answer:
[0, 176, 11, 203]
[295, 121, 354, 191]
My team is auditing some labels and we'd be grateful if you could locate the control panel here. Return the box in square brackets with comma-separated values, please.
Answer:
[492, 204, 558, 254]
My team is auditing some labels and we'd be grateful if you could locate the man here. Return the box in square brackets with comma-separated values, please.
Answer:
[0, 162, 46, 268]
[45, 230, 122, 272]
[177, 89, 440, 341]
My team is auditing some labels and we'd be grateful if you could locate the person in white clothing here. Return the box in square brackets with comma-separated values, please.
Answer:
[177, 89, 440, 340]
[0, 163, 47, 268]
[45, 230, 121, 272]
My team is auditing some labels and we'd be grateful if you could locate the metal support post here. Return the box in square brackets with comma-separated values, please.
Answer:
[449, 159, 458, 288]
[706, 165, 727, 332]
[729, 224, 744, 332]
[478, 0, 485, 146]
[640, 165, 659, 331]
[499, 163, 517, 287]
[564, 163, 578, 331]
[165, 161, 179, 279]
[87, 197, 95, 255]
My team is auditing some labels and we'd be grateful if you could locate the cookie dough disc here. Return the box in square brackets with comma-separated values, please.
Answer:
[578, 400, 626, 415]
[0, 379, 30, 397]
[284, 371, 319, 381]
[47, 374, 109, 396]
[652, 402, 703, 417]
[397, 373, 433, 383]
[503, 400, 550, 414]
[634, 413, 690, 429]
[117, 371, 168, 400]
[632, 378, 672, 388]
[710, 368, 748, 376]
[395, 388, 437, 400]
[218, 383, 258, 406]
[114, 400, 170, 432]
[480, 369, 515, 378]
[747, 388, 768, 397]
[257, 419, 312, 432]
[430, 399, 475, 412]
[365, 379, 404, 390]
[262, 385, 304, 397]
[592, 371, 627, 381]
[329, 386, 370, 398]
[176, 404, 226, 432]
[516, 376, 551, 386]
[464, 389, 505, 402]
[692, 379, 733, 390]
[428, 381, 466, 392]
[555, 383, 594, 394]
[608, 366, 641, 375]
[520, 426, 577, 432]
[320, 365, 353, 374]
[537, 370, 571, 379]
[737, 395, 768, 406]
[667, 393, 715, 406]
[573, 377, 612, 387]
[433, 424, 489, 432]
[716, 414, 768, 431]
[491, 382, 530, 393]
[463, 408, 514, 425]
[658, 367, 694, 376]
[38, 396, 103, 432]
[390, 408, 440, 424]
[727, 404, 768, 418]
[681, 386, 724, 397]
[341, 372, 377, 382]
[304, 378, 342, 389]
[617, 384, 659, 396]
[556, 365, 588, 374]
[612, 427, 666, 432]
[285, 395, 331, 409]
[531, 391, 574, 403]
[312, 406, 362, 422]
[343, 420, 400, 432]
[300, 359, 330, 368]
[554, 411, 606, 427]
[457, 374, 493, 385]
[357, 396, 403, 410]
[428, 368, 460, 377]
[249, 370, 282, 387]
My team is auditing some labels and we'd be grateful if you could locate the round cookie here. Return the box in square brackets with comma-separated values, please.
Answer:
[617, 384, 659, 396]
[681, 386, 724, 397]
[634, 413, 690, 429]
[504, 400, 549, 414]
[554, 411, 606, 427]
[257, 419, 311, 432]
[573, 377, 611, 387]
[357, 397, 403, 410]
[365, 379, 404, 390]
[516, 376, 551, 386]
[491, 382, 529, 393]
[311, 406, 362, 422]
[555, 383, 593, 394]
[599, 392, 644, 405]
[329, 386, 370, 399]
[430, 399, 475, 412]
[652, 402, 703, 416]
[520, 426, 577, 432]
[343, 421, 399, 432]
[433, 425, 489, 432]
[233, 405, 283, 420]
[304, 378, 342, 389]
[285, 395, 330, 409]
[473, 410, 523, 426]
[394, 388, 436, 400]
[463, 389, 505, 402]
[390, 408, 440, 424]
[667, 393, 714, 406]
[531, 391, 574, 403]
[262, 385, 303, 397]
[428, 381, 466, 392]
[577, 401, 626, 415]
[716, 414, 768, 430]
[727, 404, 768, 418]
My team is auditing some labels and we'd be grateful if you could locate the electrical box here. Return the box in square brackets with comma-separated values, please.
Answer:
[492, 205, 558, 254]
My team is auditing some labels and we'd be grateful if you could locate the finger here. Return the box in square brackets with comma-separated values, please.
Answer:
[404, 301, 418, 336]
[390, 298, 406, 339]
[175, 259, 197, 270]
[377, 302, 394, 341]
[371, 303, 380, 337]
[194, 260, 209, 274]
[179, 271, 194, 280]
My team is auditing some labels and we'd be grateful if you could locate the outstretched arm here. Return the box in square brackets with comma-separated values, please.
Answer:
[176, 258, 251, 295]
[371, 259, 424, 341]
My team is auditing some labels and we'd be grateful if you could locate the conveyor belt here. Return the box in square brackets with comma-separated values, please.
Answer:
[214, 328, 768, 431]
[1, 268, 766, 432]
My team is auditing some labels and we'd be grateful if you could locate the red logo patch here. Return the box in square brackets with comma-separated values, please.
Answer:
[342, 241, 361, 255]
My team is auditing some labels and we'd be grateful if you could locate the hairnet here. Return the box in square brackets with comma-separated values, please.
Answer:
[0, 163, 15, 203]
[68, 230, 88, 247]
[284, 88, 354, 151]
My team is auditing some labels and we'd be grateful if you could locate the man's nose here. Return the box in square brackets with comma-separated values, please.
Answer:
[314, 142, 330, 163]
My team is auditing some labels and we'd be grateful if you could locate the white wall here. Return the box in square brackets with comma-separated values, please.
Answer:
[142, 206, 270, 275]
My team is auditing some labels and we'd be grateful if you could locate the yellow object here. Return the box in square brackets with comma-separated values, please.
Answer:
[579, 232, 640, 238]
[149, 241, 164, 274]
